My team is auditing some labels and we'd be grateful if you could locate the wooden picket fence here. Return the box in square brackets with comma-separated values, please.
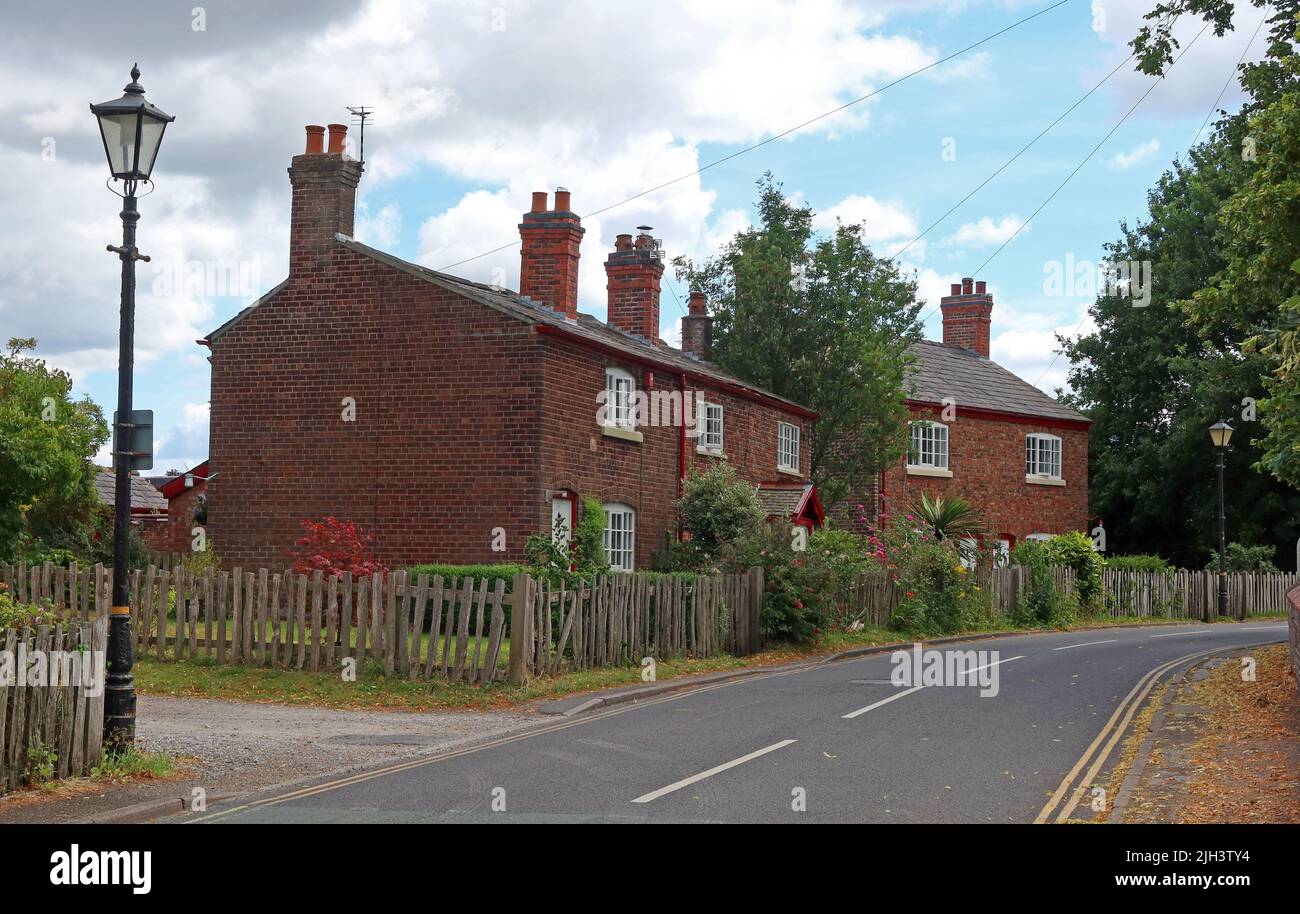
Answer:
[517, 569, 763, 677]
[837, 565, 1077, 626]
[1101, 567, 1300, 620]
[0, 616, 108, 794]
[837, 563, 1298, 626]
[0, 563, 764, 686]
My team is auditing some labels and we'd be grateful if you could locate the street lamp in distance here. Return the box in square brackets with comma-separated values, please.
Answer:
[90, 64, 174, 750]
[1208, 421, 1234, 619]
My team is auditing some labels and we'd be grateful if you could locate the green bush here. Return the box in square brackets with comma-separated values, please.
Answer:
[1204, 542, 1280, 573]
[1009, 540, 1077, 627]
[0, 587, 58, 630]
[525, 496, 609, 585]
[1105, 554, 1171, 573]
[873, 516, 988, 635]
[1044, 531, 1103, 609]
[676, 464, 765, 562]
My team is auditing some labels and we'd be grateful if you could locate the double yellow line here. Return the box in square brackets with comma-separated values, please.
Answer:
[1035, 646, 1227, 824]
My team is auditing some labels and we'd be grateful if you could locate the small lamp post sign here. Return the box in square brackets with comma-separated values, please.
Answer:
[1208, 421, 1234, 619]
[90, 65, 174, 748]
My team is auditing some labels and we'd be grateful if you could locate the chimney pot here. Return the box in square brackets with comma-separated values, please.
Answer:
[554, 188, 572, 212]
[304, 125, 326, 155]
[615, 233, 633, 251]
[940, 278, 994, 357]
[975, 280, 987, 294]
[688, 290, 708, 315]
[326, 123, 348, 155]
[606, 229, 665, 341]
[530, 191, 548, 213]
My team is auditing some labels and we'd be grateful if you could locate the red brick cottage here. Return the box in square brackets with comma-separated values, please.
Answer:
[860, 278, 1090, 560]
[200, 124, 815, 570]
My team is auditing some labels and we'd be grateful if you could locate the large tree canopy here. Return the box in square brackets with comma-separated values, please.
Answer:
[0, 338, 107, 562]
[1062, 2, 1300, 566]
[673, 174, 922, 508]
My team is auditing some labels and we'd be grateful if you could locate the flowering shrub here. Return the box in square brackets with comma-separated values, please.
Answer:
[866, 514, 993, 635]
[287, 517, 387, 580]
[0, 584, 58, 630]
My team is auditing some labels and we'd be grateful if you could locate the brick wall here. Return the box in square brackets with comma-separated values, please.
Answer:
[208, 246, 811, 571]
[841, 405, 1088, 543]
[208, 246, 544, 570]
[536, 337, 812, 567]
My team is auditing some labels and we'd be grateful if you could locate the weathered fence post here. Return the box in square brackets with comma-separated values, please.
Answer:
[507, 572, 534, 685]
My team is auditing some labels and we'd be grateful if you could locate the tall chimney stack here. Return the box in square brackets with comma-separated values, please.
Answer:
[518, 188, 584, 319]
[941, 276, 993, 357]
[682, 290, 713, 361]
[288, 124, 362, 273]
[605, 226, 664, 342]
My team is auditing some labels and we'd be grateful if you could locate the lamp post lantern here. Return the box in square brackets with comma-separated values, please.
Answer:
[1208, 421, 1234, 619]
[91, 65, 173, 749]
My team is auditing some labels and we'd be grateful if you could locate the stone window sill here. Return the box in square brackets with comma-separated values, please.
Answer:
[1026, 475, 1065, 486]
[601, 425, 644, 444]
[906, 465, 953, 478]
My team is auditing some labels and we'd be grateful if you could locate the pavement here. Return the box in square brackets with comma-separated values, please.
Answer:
[171, 620, 1288, 824]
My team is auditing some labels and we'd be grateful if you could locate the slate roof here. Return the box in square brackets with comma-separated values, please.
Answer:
[905, 339, 1087, 424]
[204, 236, 813, 416]
[755, 483, 810, 518]
[93, 468, 168, 513]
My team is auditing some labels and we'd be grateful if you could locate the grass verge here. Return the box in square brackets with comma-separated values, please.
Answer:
[131, 613, 1261, 713]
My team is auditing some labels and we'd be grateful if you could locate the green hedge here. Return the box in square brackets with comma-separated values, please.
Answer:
[1105, 554, 1171, 573]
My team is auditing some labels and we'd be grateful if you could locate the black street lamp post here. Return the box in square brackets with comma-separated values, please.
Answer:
[1208, 421, 1234, 620]
[90, 65, 173, 749]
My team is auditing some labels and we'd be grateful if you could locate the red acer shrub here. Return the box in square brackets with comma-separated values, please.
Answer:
[288, 517, 387, 580]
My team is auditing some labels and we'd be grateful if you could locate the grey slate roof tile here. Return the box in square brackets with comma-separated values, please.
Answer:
[906, 340, 1087, 423]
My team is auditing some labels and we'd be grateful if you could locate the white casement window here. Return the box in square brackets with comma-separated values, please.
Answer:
[603, 367, 636, 429]
[700, 401, 724, 452]
[909, 421, 950, 470]
[1025, 433, 1062, 479]
[603, 503, 636, 572]
[1025, 533, 1053, 544]
[777, 422, 800, 474]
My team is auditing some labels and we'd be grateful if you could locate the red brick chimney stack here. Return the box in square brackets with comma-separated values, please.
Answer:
[605, 226, 665, 343]
[682, 289, 713, 361]
[941, 276, 994, 357]
[288, 124, 362, 273]
[518, 188, 585, 319]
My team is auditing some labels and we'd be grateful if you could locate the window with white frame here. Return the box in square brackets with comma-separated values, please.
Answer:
[1025, 433, 1062, 479]
[603, 503, 636, 571]
[777, 422, 800, 473]
[603, 367, 636, 429]
[909, 421, 950, 470]
[700, 401, 724, 452]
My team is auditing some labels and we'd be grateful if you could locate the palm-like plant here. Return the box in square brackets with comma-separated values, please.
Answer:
[912, 493, 985, 560]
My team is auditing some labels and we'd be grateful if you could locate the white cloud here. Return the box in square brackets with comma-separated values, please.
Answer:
[949, 215, 1025, 247]
[814, 194, 920, 248]
[1108, 138, 1160, 169]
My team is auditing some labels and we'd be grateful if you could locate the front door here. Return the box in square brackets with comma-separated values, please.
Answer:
[550, 496, 573, 547]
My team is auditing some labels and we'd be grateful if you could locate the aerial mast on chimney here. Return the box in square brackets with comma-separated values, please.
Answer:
[346, 105, 373, 170]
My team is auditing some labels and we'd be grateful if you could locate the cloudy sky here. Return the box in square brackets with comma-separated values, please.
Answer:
[0, 0, 1269, 471]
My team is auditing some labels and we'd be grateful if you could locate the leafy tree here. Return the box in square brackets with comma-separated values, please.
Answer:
[1205, 541, 1281, 572]
[1129, 3, 1300, 492]
[0, 338, 107, 563]
[1061, 9, 1300, 566]
[673, 174, 922, 508]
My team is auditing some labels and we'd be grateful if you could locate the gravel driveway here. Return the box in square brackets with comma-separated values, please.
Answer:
[0, 695, 538, 824]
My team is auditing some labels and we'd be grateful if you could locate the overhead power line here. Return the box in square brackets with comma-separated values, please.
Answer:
[435, 0, 1076, 273]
